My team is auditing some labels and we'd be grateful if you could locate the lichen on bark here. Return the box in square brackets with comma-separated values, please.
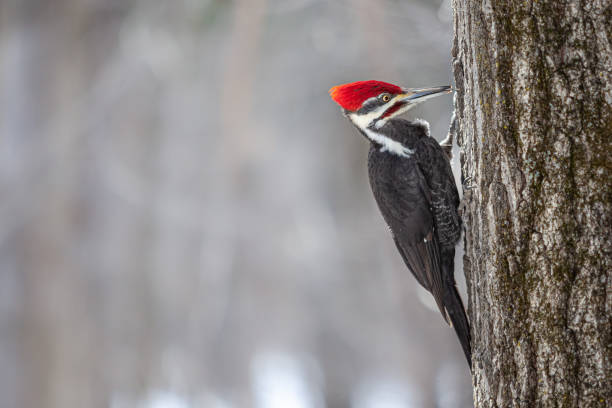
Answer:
[451, 0, 611, 406]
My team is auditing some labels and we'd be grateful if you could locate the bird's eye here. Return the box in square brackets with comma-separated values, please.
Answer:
[380, 93, 391, 102]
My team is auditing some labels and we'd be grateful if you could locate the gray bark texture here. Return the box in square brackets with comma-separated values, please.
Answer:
[451, 0, 611, 406]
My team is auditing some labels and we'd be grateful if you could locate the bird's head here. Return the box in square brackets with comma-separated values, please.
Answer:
[329, 80, 451, 131]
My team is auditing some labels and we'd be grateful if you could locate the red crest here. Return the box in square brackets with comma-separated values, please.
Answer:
[329, 80, 402, 111]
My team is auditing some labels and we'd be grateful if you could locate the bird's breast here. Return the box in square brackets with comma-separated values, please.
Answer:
[368, 147, 414, 182]
[367, 147, 422, 207]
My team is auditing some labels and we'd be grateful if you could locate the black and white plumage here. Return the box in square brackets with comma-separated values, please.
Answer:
[367, 119, 470, 368]
[329, 80, 471, 368]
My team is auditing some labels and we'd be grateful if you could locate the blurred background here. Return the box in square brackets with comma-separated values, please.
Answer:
[0, 0, 472, 407]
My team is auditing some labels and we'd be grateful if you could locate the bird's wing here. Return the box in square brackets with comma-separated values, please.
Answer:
[392, 231, 448, 323]
[414, 136, 461, 248]
[370, 158, 448, 322]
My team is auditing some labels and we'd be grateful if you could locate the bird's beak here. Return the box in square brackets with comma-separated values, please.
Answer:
[397, 86, 452, 104]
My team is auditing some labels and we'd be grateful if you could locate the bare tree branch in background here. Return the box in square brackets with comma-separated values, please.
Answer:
[221, 0, 268, 174]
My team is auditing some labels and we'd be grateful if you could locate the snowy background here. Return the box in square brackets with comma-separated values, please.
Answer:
[0, 0, 472, 407]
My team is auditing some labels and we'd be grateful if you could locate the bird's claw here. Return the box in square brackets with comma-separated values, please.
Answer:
[463, 176, 476, 190]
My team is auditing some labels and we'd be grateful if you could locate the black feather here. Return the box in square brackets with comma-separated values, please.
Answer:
[367, 118, 471, 368]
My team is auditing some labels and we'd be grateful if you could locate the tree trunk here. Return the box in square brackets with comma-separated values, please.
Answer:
[452, 0, 611, 406]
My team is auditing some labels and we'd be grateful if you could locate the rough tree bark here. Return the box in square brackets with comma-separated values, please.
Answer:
[452, 0, 611, 406]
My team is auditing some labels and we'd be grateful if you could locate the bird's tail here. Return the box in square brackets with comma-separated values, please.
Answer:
[444, 283, 472, 369]
[441, 248, 472, 370]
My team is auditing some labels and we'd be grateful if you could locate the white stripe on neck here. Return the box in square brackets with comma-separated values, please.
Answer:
[349, 111, 413, 158]
[363, 128, 414, 157]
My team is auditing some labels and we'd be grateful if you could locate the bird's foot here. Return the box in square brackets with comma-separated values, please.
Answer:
[440, 142, 453, 161]
[462, 176, 476, 190]
[459, 176, 476, 217]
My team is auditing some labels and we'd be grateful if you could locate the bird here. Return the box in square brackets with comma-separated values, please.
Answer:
[329, 80, 471, 368]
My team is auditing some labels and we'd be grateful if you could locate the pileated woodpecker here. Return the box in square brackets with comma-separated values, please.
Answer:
[329, 80, 471, 368]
